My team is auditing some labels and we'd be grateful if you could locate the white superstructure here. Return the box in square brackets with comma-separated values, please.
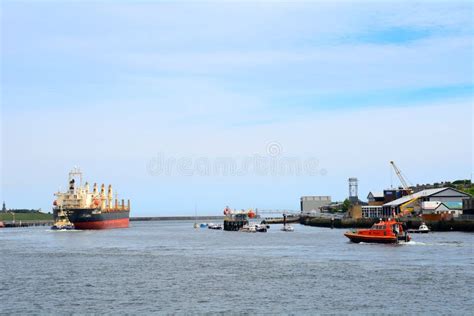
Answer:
[54, 167, 129, 211]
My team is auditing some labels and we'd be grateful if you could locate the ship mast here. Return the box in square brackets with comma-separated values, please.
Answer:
[68, 166, 83, 190]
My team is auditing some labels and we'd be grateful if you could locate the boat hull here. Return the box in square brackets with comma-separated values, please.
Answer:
[344, 232, 398, 243]
[54, 208, 130, 230]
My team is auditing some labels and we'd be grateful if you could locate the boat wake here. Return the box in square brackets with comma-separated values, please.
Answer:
[404, 240, 427, 246]
[405, 240, 463, 247]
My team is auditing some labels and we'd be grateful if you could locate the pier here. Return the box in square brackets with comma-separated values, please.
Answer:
[1, 220, 53, 228]
[131, 216, 224, 221]
[300, 215, 474, 232]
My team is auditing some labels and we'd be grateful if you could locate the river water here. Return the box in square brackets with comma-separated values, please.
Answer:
[1, 221, 473, 314]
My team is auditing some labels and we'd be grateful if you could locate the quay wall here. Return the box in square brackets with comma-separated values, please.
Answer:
[131, 216, 225, 221]
[300, 216, 474, 232]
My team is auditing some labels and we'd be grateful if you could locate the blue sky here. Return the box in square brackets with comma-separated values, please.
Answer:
[1, 1, 473, 215]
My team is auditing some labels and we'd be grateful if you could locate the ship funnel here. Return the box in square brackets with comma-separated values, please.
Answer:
[69, 179, 75, 192]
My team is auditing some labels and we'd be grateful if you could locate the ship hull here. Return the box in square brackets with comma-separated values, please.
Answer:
[54, 208, 130, 230]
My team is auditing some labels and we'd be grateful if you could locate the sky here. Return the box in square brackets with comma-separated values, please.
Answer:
[1, 1, 473, 216]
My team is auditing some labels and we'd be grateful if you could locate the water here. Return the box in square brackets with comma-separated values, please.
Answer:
[1, 221, 473, 314]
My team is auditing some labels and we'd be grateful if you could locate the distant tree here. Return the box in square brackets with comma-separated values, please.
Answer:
[342, 199, 351, 212]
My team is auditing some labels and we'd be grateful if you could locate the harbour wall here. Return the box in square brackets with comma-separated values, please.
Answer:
[261, 216, 301, 224]
[1, 220, 53, 228]
[300, 216, 474, 232]
[131, 216, 225, 221]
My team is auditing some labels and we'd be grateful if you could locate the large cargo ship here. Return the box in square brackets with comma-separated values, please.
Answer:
[53, 167, 130, 229]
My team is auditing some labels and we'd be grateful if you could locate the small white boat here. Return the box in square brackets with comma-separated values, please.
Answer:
[418, 222, 430, 233]
[281, 224, 294, 232]
[208, 223, 223, 230]
[407, 222, 430, 234]
[240, 224, 268, 233]
[240, 224, 257, 233]
[280, 214, 294, 232]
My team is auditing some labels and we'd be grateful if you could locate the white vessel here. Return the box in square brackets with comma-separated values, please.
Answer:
[240, 224, 257, 233]
[418, 222, 430, 233]
[208, 223, 223, 230]
[281, 224, 294, 232]
[281, 213, 294, 232]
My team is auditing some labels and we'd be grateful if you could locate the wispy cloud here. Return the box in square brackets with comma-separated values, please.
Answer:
[1, 1, 472, 213]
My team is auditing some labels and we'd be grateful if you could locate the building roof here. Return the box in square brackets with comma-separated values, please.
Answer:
[301, 196, 331, 201]
[367, 192, 384, 199]
[383, 187, 468, 207]
[422, 201, 463, 212]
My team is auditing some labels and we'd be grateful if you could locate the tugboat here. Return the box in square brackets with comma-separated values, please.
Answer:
[51, 209, 75, 230]
[344, 218, 411, 244]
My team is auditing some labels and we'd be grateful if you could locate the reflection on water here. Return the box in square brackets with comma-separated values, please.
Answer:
[1, 221, 473, 314]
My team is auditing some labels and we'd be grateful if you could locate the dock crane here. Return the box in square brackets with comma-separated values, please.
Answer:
[390, 161, 413, 194]
[390, 161, 416, 217]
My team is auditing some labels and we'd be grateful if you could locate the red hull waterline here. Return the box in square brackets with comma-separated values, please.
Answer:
[73, 218, 129, 230]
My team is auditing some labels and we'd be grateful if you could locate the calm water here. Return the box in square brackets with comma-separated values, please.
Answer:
[1, 221, 473, 315]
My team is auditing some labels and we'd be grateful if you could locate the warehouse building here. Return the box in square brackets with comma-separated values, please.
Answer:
[361, 188, 471, 219]
[382, 187, 471, 217]
[300, 196, 332, 213]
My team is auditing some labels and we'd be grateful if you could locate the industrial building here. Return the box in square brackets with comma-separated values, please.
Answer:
[300, 196, 331, 213]
[360, 187, 471, 219]
[382, 187, 470, 218]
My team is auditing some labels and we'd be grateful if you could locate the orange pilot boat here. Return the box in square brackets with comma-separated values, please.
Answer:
[344, 218, 411, 244]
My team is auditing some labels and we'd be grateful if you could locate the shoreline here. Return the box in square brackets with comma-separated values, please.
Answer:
[300, 216, 474, 232]
[130, 216, 225, 221]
